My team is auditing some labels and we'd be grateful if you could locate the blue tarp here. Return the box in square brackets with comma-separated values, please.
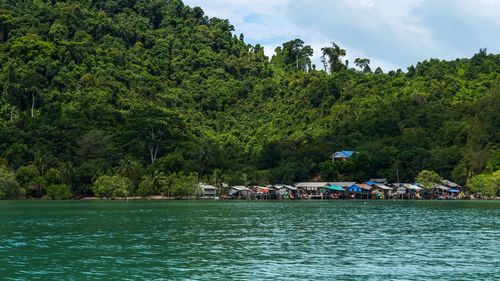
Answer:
[449, 189, 459, 193]
[326, 185, 345, 191]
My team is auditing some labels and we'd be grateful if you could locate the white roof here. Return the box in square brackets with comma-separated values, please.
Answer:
[199, 184, 216, 190]
[403, 184, 422, 190]
[274, 184, 297, 190]
[374, 183, 392, 190]
[231, 186, 249, 191]
[295, 182, 330, 188]
[442, 180, 460, 188]
[433, 184, 450, 191]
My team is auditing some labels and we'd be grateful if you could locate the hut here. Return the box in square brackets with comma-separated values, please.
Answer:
[348, 183, 372, 199]
[273, 184, 298, 199]
[366, 181, 392, 199]
[253, 186, 272, 199]
[442, 180, 461, 197]
[330, 151, 356, 162]
[229, 186, 252, 199]
[442, 179, 461, 189]
[432, 184, 452, 199]
[198, 184, 217, 198]
[322, 184, 347, 199]
[295, 182, 330, 199]
[394, 184, 408, 199]
[402, 184, 422, 199]
[375, 183, 393, 198]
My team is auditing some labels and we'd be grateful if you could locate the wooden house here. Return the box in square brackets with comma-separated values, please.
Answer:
[330, 150, 356, 162]
[295, 182, 329, 198]
[365, 181, 392, 198]
[199, 184, 217, 198]
[229, 186, 252, 199]
[348, 183, 372, 199]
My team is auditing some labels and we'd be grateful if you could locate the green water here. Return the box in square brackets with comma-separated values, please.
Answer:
[1, 201, 499, 280]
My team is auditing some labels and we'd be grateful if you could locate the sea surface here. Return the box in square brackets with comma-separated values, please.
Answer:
[0, 200, 499, 280]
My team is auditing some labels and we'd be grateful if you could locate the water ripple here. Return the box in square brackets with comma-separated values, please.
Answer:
[0, 200, 499, 280]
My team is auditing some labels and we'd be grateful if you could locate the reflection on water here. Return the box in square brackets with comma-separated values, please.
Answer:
[1, 201, 499, 280]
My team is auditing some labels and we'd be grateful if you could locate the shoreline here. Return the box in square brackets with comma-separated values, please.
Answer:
[14, 196, 498, 201]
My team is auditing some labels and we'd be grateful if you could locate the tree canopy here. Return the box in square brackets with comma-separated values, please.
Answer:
[0, 0, 498, 198]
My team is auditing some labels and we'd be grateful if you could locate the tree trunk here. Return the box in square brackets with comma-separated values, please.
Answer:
[148, 144, 159, 164]
[31, 90, 35, 118]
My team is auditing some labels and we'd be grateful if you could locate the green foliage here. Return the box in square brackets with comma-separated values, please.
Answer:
[467, 170, 500, 197]
[272, 39, 314, 71]
[3, 143, 32, 169]
[137, 178, 155, 197]
[0, 165, 22, 199]
[16, 165, 39, 187]
[169, 173, 199, 198]
[44, 168, 62, 186]
[92, 175, 132, 199]
[321, 42, 347, 73]
[415, 170, 444, 189]
[0, 0, 497, 198]
[46, 184, 72, 200]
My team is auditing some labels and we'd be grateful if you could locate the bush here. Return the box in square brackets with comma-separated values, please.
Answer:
[44, 168, 63, 186]
[137, 178, 155, 197]
[169, 173, 198, 198]
[46, 184, 72, 200]
[16, 164, 46, 198]
[16, 164, 40, 188]
[92, 175, 132, 199]
[0, 165, 23, 199]
[467, 170, 500, 197]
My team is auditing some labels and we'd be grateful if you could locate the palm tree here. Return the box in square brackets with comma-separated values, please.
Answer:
[117, 158, 134, 178]
[198, 141, 216, 177]
[59, 162, 73, 185]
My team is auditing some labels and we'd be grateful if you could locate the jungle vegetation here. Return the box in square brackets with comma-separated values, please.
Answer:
[0, 0, 498, 199]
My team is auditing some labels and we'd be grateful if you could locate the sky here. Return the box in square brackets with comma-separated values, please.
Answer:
[183, 0, 500, 71]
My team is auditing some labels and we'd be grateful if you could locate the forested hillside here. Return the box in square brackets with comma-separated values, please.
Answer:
[0, 0, 498, 199]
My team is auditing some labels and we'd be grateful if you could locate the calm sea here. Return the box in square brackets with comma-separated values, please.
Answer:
[1, 200, 499, 280]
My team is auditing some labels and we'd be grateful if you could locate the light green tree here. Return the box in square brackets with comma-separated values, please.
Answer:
[92, 175, 132, 199]
[467, 170, 500, 197]
[46, 184, 72, 200]
[415, 170, 444, 198]
[16, 164, 45, 198]
[0, 165, 23, 199]
[415, 170, 443, 188]
[170, 173, 199, 198]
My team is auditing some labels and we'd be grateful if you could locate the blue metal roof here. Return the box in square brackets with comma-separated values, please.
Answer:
[331, 150, 356, 158]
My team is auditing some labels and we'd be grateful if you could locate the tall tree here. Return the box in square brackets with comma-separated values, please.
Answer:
[272, 39, 313, 71]
[321, 42, 347, 73]
[354, 58, 371, 73]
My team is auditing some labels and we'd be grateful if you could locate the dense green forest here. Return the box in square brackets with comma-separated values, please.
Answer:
[0, 0, 498, 199]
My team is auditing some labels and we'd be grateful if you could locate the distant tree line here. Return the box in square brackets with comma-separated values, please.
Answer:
[0, 0, 498, 199]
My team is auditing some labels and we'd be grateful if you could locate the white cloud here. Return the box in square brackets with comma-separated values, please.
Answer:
[183, 0, 500, 71]
[456, 0, 500, 27]
[184, 0, 291, 41]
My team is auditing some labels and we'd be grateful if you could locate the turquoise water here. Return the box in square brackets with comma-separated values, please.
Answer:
[0, 201, 499, 280]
